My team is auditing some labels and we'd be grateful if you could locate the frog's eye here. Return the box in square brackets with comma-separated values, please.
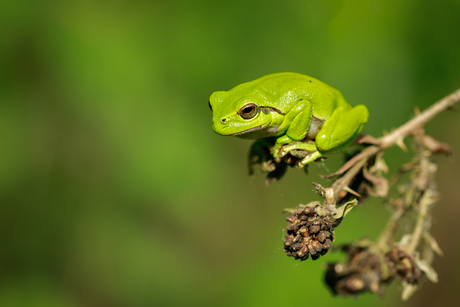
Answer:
[238, 103, 258, 119]
[208, 100, 213, 111]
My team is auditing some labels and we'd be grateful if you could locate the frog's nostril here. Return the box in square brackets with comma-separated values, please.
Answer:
[221, 118, 227, 123]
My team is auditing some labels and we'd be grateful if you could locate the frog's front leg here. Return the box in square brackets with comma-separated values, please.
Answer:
[273, 135, 313, 163]
[279, 141, 323, 168]
[273, 135, 293, 161]
[273, 99, 313, 160]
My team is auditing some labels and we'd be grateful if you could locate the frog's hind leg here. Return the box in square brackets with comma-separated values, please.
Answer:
[280, 105, 368, 168]
[315, 105, 369, 154]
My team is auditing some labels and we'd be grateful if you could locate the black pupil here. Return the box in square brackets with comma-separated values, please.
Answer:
[243, 106, 253, 114]
[208, 100, 212, 111]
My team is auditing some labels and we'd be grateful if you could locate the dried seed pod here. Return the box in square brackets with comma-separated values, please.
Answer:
[325, 245, 384, 297]
[385, 246, 422, 284]
[283, 205, 334, 260]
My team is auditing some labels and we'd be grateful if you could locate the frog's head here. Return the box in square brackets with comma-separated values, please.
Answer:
[209, 90, 274, 139]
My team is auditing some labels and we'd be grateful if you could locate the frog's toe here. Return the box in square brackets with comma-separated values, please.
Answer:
[280, 142, 317, 157]
[279, 146, 291, 158]
[272, 147, 279, 158]
[295, 151, 323, 168]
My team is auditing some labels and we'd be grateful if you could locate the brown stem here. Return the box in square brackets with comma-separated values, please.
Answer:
[408, 190, 433, 252]
[375, 205, 405, 252]
[407, 133, 437, 252]
[330, 88, 460, 200]
[378, 88, 460, 148]
[331, 149, 376, 201]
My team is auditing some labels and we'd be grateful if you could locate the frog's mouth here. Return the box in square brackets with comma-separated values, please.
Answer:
[230, 125, 263, 136]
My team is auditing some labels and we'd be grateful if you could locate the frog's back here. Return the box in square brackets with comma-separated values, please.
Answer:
[255, 72, 350, 119]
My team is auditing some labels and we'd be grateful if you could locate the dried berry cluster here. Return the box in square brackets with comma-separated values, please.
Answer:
[325, 244, 383, 297]
[283, 206, 334, 260]
[385, 246, 422, 284]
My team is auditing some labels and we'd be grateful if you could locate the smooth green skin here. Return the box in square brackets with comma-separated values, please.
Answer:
[210, 72, 369, 167]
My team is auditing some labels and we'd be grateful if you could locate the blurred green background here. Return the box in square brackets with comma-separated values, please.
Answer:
[1, 0, 460, 306]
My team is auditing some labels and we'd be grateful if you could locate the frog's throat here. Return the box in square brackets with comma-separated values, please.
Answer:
[229, 124, 279, 137]
[230, 125, 263, 136]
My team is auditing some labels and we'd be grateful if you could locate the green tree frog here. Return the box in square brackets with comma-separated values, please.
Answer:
[209, 72, 369, 167]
